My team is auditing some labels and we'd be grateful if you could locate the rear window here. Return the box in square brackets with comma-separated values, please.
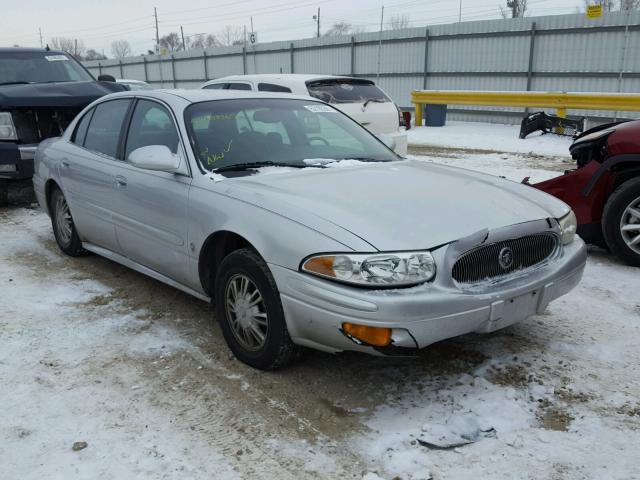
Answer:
[306, 79, 390, 104]
[258, 83, 292, 93]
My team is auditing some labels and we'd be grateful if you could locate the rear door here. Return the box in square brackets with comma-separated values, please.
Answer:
[60, 98, 132, 252]
[306, 79, 398, 135]
[111, 98, 192, 284]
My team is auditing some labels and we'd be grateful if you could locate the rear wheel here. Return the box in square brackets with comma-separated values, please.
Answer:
[214, 248, 301, 370]
[50, 188, 86, 257]
[602, 177, 640, 267]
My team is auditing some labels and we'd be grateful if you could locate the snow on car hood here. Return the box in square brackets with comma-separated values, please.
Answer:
[222, 159, 570, 251]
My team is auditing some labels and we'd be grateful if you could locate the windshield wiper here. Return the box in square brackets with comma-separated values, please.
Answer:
[0, 81, 33, 86]
[341, 157, 393, 163]
[362, 98, 385, 110]
[212, 161, 311, 173]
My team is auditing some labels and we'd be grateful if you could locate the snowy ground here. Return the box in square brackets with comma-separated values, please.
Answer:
[1, 123, 639, 479]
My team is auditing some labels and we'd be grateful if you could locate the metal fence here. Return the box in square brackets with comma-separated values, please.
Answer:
[83, 11, 640, 124]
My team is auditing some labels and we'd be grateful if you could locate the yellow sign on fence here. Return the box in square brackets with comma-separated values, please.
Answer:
[587, 4, 603, 19]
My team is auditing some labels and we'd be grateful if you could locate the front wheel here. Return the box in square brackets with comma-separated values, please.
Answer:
[50, 187, 86, 257]
[602, 177, 640, 267]
[214, 248, 302, 370]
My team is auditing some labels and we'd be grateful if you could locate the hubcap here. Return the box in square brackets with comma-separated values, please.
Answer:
[620, 194, 640, 255]
[224, 274, 268, 351]
[55, 195, 73, 245]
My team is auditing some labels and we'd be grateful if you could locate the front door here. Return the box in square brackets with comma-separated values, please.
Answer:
[111, 98, 192, 285]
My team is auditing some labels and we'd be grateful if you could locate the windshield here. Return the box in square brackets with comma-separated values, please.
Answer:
[185, 98, 397, 172]
[0, 51, 94, 85]
[306, 79, 390, 104]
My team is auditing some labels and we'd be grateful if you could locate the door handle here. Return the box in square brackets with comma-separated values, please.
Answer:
[115, 175, 127, 187]
[61, 160, 70, 167]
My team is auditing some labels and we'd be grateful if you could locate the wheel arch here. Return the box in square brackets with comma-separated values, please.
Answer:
[583, 154, 640, 196]
[44, 179, 62, 215]
[198, 230, 260, 297]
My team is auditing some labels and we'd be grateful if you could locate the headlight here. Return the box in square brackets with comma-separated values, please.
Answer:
[558, 210, 577, 245]
[0, 112, 17, 140]
[302, 251, 436, 287]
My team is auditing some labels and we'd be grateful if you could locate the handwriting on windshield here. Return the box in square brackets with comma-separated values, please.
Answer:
[202, 140, 233, 165]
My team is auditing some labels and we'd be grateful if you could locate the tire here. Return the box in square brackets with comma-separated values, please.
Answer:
[49, 187, 86, 257]
[214, 248, 302, 370]
[602, 177, 640, 267]
[0, 181, 7, 207]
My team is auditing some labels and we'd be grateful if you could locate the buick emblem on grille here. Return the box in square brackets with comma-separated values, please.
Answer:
[498, 247, 514, 270]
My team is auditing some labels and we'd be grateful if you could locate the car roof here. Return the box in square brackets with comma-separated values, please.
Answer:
[0, 47, 67, 55]
[101, 88, 320, 104]
[204, 73, 362, 85]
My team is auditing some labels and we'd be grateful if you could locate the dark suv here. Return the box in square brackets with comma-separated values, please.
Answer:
[0, 48, 125, 202]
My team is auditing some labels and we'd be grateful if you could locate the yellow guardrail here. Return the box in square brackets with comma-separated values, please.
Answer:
[412, 90, 640, 126]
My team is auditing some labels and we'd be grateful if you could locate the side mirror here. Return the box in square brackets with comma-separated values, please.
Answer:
[98, 74, 116, 82]
[378, 133, 397, 151]
[128, 145, 181, 173]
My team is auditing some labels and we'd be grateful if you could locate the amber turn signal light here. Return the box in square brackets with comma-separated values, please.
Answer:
[342, 323, 392, 347]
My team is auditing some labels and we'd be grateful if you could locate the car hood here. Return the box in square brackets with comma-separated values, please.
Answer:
[220, 160, 570, 251]
[0, 81, 125, 108]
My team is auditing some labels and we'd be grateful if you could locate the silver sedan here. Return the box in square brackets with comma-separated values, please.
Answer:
[33, 89, 587, 370]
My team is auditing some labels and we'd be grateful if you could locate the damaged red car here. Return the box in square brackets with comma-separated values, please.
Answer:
[531, 120, 640, 266]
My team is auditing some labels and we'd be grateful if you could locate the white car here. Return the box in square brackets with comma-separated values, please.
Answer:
[201, 74, 408, 155]
[116, 79, 153, 91]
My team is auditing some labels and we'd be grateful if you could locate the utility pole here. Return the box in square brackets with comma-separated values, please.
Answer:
[377, 5, 384, 79]
[313, 7, 320, 38]
[74, 39, 78, 57]
[459, 0, 462, 22]
[180, 26, 186, 51]
[154, 7, 160, 53]
[38, 28, 43, 48]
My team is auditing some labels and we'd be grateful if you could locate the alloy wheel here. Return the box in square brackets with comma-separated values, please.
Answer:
[55, 194, 73, 246]
[224, 274, 269, 351]
[620, 194, 640, 255]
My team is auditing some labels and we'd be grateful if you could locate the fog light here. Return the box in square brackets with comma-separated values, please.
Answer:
[0, 164, 17, 172]
[342, 323, 392, 347]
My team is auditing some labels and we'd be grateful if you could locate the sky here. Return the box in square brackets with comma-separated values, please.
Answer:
[0, 0, 586, 56]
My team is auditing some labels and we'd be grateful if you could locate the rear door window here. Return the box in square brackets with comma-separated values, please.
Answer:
[258, 83, 292, 93]
[72, 108, 94, 146]
[83, 99, 131, 159]
[226, 82, 252, 91]
[306, 80, 390, 104]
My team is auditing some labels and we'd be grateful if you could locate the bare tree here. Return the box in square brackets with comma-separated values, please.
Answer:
[85, 49, 107, 61]
[619, 0, 640, 10]
[583, 0, 616, 10]
[190, 33, 220, 49]
[217, 25, 244, 46]
[111, 40, 132, 59]
[50, 37, 85, 58]
[500, 0, 528, 18]
[388, 14, 410, 30]
[159, 32, 183, 52]
[324, 22, 352, 36]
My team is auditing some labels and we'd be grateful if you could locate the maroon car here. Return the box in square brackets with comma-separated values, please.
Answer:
[531, 120, 640, 266]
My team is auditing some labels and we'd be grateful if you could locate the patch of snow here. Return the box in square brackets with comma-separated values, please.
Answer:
[208, 172, 227, 182]
[409, 121, 573, 157]
[253, 166, 299, 175]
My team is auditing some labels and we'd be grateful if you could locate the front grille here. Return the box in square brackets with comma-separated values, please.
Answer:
[452, 233, 559, 284]
[12, 108, 81, 143]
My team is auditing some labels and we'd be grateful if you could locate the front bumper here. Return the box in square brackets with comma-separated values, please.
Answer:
[271, 237, 586, 355]
[0, 143, 36, 180]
